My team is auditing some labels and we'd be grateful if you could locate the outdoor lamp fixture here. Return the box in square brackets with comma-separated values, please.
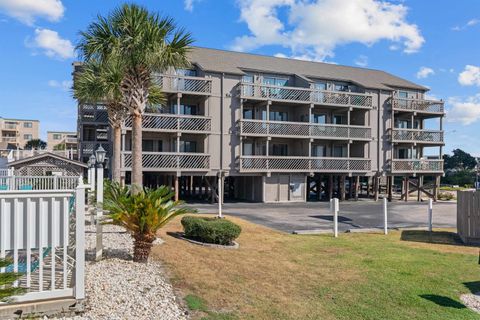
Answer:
[95, 145, 106, 165]
[89, 154, 96, 167]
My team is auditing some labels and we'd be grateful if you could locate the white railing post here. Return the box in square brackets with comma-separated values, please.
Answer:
[96, 165, 104, 261]
[383, 197, 388, 235]
[331, 198, 339, 237]
[217, 172, 223, 218]
[428, 198, 433, 232]
[75, 178, 86, 300]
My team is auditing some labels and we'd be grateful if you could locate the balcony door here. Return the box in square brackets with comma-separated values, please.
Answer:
[311, 145, 326, 157]
[397, 147, 417, 159]
[262, 76, 288, 98]
[333, 145, 347, 158]
[311, 114, 326, 124]
[174, 69, 197, 91]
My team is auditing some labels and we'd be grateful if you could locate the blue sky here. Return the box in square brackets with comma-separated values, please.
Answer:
[0, 0, 479, 155]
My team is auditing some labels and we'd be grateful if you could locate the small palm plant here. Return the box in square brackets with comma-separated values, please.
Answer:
[0, 258, 25, 302]
[104, 182, 195, 262]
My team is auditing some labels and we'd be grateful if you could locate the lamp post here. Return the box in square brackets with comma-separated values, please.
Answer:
[89, 154, 96, 192]
[94, 145, 106, 261]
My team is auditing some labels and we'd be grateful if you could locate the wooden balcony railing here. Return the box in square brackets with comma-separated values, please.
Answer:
[240, 119, 371, 140]
[239, 83, 373, 108]
[239, 156, 371, 172]
[390, 159, 444, 173]
[391, 129, 444, 144]
[122, 152, 210, 171]
[391, 97, 444, 113]
[124, 113, 211, 133]
[155, 74, 212, 95]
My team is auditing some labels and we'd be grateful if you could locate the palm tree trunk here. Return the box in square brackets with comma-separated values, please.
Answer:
[112, 125, 122, 183]
[131, 113, 143, 193]
[133, 239, 153, 263]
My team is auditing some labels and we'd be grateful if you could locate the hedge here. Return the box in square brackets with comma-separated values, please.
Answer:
[181, 216, 241, 245]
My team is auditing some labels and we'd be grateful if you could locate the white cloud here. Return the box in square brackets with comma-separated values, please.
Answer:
[184, 0, 200, 12]
[48, 79, 72, 91]
[0, 0, 64, 25]
[447, 95, 480, 125]
[28, 28, 74, 59]
[354, 55, 368, 67]
[458, 65, 480, 86]
[416, 66, 435, 79]
[452, 18, 480, 31]
[231, 0, 424, 61]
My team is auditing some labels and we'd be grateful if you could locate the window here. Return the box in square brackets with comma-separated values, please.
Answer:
[262, 76, 288, 86]
[23, 122, 32, 128]
[314, 82, 327, 90]
[311, 114, 326, 124]
[397, 148, 417, 159]
[142, 140, 162, 152]
[271, 144, 288, 156]
[175, 69, 197, 77]
[311, 145, 326, 157]
[334, 82, 349, 92]
[269, 111, 288, 121]
[243, 109, 254, 120]
[333, 115, 346, 125]
[53, 134, 62, 140]
[24, 134, 32, 141]
[262, 76, 288, 98]
[171, 104, 198, 115]
[333, 145, 347, 157]
[242, 74, 254, 83]
[173, 141, 197, 153]
[243, 142, 253, 155]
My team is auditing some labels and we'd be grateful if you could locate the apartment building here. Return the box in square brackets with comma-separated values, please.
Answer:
[75, 47, 445, 203]
[47, 131, 78, 151]
[0, 117, 39, 149]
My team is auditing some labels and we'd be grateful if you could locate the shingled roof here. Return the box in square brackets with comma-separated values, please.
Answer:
[188, 47, 427, 91]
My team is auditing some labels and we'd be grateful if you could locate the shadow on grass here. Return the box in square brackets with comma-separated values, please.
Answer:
[400, 230, 479, 247]
[420, 294, 466, 309]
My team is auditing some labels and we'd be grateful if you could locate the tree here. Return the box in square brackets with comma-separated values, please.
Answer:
[0, 258, 25, 302]
[104, 182, 195, 262]
[77, 4, 193, 192]
[443, 149, 477, 170]
[24, 139, 46, 150]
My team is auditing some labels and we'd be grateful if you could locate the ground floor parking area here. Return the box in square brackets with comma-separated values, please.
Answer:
[192, 200, 456, 233]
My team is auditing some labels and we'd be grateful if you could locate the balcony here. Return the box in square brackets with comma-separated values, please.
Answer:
[390, 159, 444, 174]
[240, 119, 371, 140]
[391, 129, 444, 145]
[391, 97, 444, 114]
[124, 113, 211, 133]
[1, 136, 17, 143]
[63, 137, 78, 144]
[79, 104, 109, 123]
[122, 152, 210, 172]
[239, 83, 373, 108]
[155, 74, 212, 95]
[2, 123, 18, 131]
[239, 156, 371, 173]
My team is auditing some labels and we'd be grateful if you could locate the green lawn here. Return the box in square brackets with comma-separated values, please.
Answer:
[154, 216, 480, 320]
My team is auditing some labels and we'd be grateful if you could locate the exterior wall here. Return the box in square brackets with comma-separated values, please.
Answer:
[47, 131, 78, 151]
[0, 118, 39, 148]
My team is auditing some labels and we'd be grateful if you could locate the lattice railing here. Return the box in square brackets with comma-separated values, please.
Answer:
[0, 176, 80, 190]
[79, 104, 109, 123]
[391, 159, 444, 173]
[239, 83, 373, 108]
[391, 98, 444, 113]
[122, 152, 210, 171]
[391, 129, 444, 143]
[240, 120, 371, 139]
[240, 156, 371, 172]
[80, 142, 111, 156]
[124, 113, 211, 132]
[154, 74, 212, 95]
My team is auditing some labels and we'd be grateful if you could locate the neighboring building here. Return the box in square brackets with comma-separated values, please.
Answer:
[75, 47, 445, 203]
[0, 117, 39, 149]
[7, 152, 87, 177]
[47, 131, 78, 152]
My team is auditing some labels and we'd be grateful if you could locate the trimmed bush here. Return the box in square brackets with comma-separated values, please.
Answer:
[181, 216, 241, 245]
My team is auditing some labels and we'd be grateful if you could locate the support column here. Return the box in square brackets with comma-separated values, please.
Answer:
[417, 175, 423, 202]
[340, 176, 346, 201]
[355, 176, 360, 201]
[174, 174, 179, 201]
[328, 175, 334, 200]
[374, 176, 379, 201]
[367, 177, 371, 198]
[433, 175, 440, 202]
[404, 176, 409, 202]
[388, 176, 393, 202]
[348, 176, 353, 199]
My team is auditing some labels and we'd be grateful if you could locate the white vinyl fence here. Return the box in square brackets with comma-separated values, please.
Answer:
[0, 176, 80, 191]
[0, 180, 86, 302]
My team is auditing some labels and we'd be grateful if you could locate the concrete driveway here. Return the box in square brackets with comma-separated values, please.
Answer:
[191, 200, 457, 233]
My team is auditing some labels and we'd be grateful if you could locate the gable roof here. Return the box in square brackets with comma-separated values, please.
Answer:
[7, 152, 88, 168]
[187, 47, 427, 91]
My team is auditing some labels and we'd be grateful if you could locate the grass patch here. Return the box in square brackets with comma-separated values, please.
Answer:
[185, 294, 208, 312]
[154, 215, 480, 320]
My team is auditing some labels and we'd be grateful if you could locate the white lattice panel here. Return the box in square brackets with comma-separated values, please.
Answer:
[391, 159, 444, 172]
[392, 98, 444, 113]
[123, 152, 210, 171]
[240, 156, 371, 172]
[392, 129, 443, 143]
[154, 74, 212, 94]
[124, 114, 211, 132]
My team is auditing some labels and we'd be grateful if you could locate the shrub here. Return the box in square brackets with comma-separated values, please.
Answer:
[438, 192, 455, 201]
[181, 216, 241, 245]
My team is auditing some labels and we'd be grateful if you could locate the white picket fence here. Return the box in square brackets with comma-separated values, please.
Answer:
[0, 180, 86, 303]
[0, 176, 80, 191]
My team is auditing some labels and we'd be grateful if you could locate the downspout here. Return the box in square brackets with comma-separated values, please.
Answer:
[220, 73, 225, 172]
[377, 90, 382, 177]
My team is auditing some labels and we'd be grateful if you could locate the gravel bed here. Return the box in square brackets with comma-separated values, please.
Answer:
[461, 292, 480, 314]
[48, 222, 187, 320]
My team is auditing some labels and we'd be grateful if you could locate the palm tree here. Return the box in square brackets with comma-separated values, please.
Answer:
[24, 139, 47, 150]
[104, 182, 195, 262]
[77, 4, 193, 192]
[73, 59, 127, 183]
[74, 60, 165, 183]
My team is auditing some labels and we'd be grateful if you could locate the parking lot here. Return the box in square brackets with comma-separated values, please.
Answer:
[192, 200, 457, 233]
